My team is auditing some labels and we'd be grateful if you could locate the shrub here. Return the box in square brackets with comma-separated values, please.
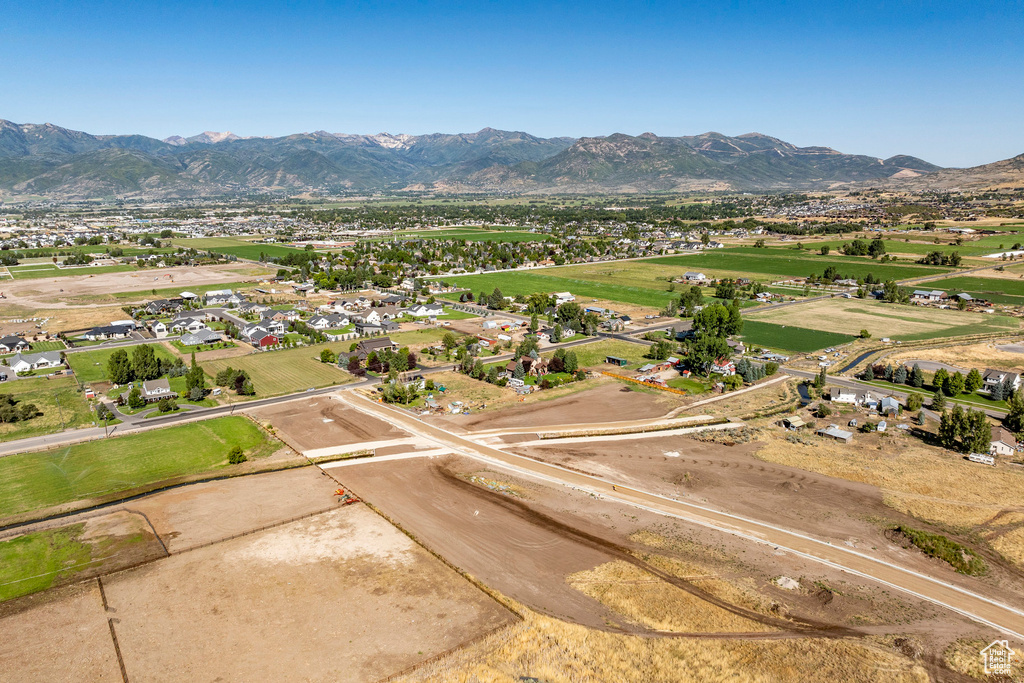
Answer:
[157, 397, 175, 413]
[227, 445, 247, 464]
[815, 404, 832, 418]
[893, 525, 987, 575]
[906, 393, 923, 411]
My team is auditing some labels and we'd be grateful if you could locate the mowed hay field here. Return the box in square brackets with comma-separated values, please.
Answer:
[746, 298, 1020, 341]
[202, 344, 354, 396]
[0, 416, 277, 520]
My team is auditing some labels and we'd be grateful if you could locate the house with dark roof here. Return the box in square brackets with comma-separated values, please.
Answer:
[355, 337, 399, 359]
[119, 378, 178, 404]
[84, 324, 133, 341]
[0, 335, 30, 353]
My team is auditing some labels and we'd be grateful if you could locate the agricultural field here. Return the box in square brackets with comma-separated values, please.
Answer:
[0, 416, 278, 520]
[0, 376, 93, 443]
[647, 250, 952, 281]
[173, 237, 309, 261]
[201, 343, 354, 396]
[740, 320, 855, 353]
[745, 298, 1020, 342]
[7, 264, 138, 280]
[66, 342, 179, 384]
[438, 269, 678, 309]
[924, 274, 1024, 305]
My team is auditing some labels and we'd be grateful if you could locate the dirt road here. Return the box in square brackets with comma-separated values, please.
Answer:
[340, 392, 1024, 642]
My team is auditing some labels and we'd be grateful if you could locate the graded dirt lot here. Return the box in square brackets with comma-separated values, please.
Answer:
[0, 582, 123, 682]
[2, 263, 268, 308]
[249, 395, 411, 452]
[436, 381, 682, 432]
[103, 504, 514, 682]
[338, 453, 992, 673]
[124, 466, 342, 551]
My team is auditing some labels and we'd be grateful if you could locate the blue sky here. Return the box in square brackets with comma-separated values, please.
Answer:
[2, 0, 1022, 167]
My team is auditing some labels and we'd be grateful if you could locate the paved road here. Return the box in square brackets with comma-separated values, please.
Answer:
[340, 392, 1024, 641]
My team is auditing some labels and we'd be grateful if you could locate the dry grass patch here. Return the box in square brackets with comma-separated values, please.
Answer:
[889, 342, 1024, 373]
[752, 429, 1024, 538]
[396, 603, 929, 683]
[568, 560, 774, 633]
[944, 638, 1024, 682]
[746, 298, 1016, 339]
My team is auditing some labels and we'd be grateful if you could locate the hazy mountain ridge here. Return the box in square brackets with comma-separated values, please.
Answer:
[0, 118, 993, 199]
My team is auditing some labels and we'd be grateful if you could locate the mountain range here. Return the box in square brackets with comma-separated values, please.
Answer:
[0, 119, 1016, 199]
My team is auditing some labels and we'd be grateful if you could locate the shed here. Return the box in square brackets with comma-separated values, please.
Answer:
[606, 356, 629, 367]
[817, 424, 853, 444]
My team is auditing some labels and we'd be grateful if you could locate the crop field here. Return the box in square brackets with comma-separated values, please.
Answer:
[746, 298, 1020, 342]
[438, 270, 679, 309]
[8, 264, 138, 280]
[201, 343, 354, 396]
[174, 237, 308, 260]
[646, 250, 951, 281]
[740, 321, 855, 353]
[0, 416, 277, 520]
[66, 342, 179, 383]
[0, 376, 93, 443]
[796, 234, 1024, 258]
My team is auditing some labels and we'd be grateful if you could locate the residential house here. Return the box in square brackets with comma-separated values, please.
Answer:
[990, 426, 1017, 456]
[170, 318, 209, 335]
[150, 321, 168, 336]
[0, 335, 30, 353]
[145, 298, 183, 315]
[408, 304, 444, 318]
[683, 272, 707, 281]
[355, 337, 399, 360]
[983, 369, 1021, 394]
[119, 378, 178, 404]
[180, 329, 223, 346]
[553, 292, 575, 305]
[204, 289, 246, 306]
[912, 289, 947, 302]
[9, 351, 63, 373]
[711, 359, 736, 376]
[351, 309, 381, 326]
[84, 324, 134, 341]
[308, 314, 349, 330]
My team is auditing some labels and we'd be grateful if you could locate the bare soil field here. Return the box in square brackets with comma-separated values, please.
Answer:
[340, 454, 988, 678]
[249, 395, 411, 452]
[124, 466, 341, 551]
[0, 582, 123, 682]
[102, 504, 513, 682]
[3, 263, 269, 308]
[436, 380, 681, 432]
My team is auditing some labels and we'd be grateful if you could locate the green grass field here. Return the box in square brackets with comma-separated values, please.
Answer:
[923, 275, 1024, 305]
[647, 250, 952, 282]
[174, 237, 309, 261]
[0, 523, 150, 601]
[0, 416, 277, 520]
[0, 376, 93, 443]
[8, 264, 138, 280]
[66, 343, 179, 384]
[438, 271, 678, 309]
[740, 321, 856, 353]
[550, 340, 654, 369]
[202, 343, 353, 396]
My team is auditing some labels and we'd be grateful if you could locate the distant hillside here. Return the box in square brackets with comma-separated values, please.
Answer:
[864, 153, 1024, 191]
[0, 119, 969, 199]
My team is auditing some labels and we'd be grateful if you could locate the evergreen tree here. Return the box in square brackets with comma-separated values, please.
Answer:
[1005, 389, 1024, 434]
[893, 365, 907, 385]
[106, 349, 133, 385]
[564, 351, 578, 374]
[933, 367, 949, 392]
[946, 371, 966, 397]
[863, 365, 875, 381]
[131, 344, 160, 381]
[910, 364, 924, 388]
[965, 368, 983, 393]
[884, 364, 894, 382]
[512, 360, 525, 380]
[991, 379, 1006, 401]
[932, 391, 946, 410]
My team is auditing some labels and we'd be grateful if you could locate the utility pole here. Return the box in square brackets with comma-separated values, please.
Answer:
[54, 391, 66, 430]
